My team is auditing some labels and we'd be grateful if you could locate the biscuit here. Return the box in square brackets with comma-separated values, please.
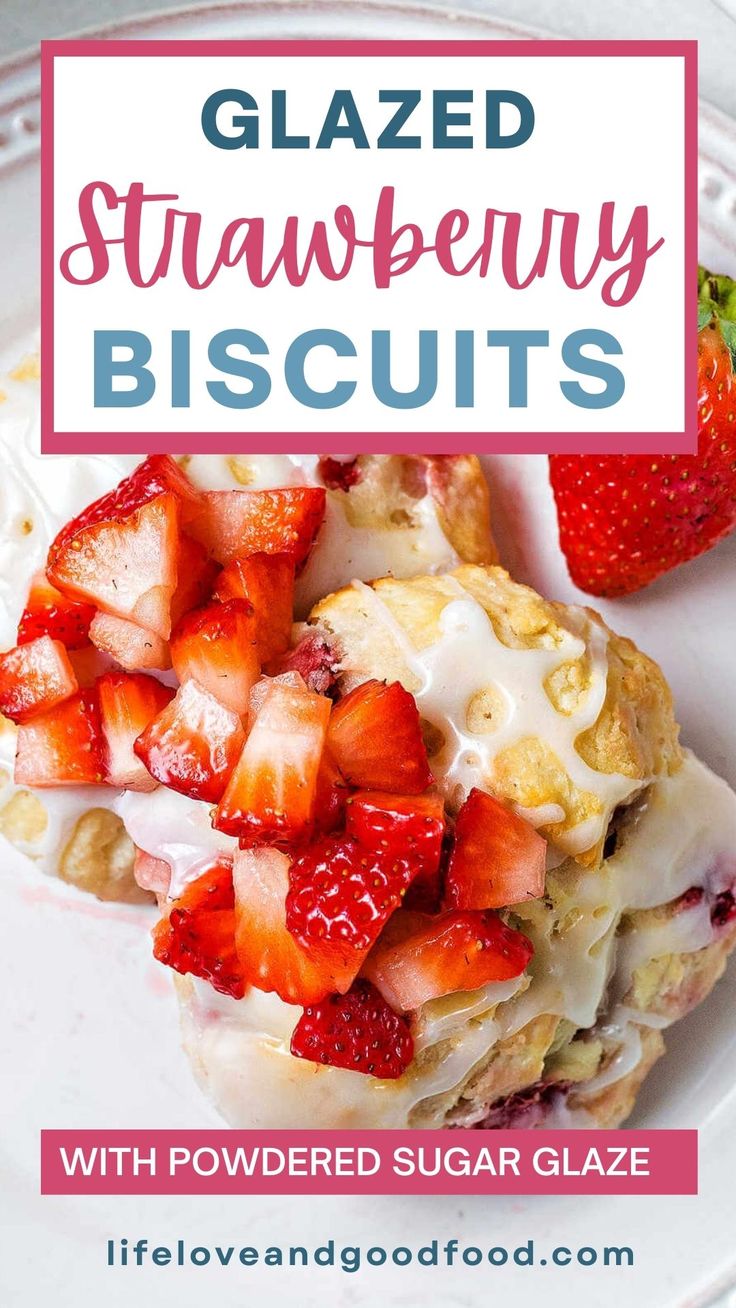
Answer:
[173, 568, 735, 1130]
[310, 565, 681, 866]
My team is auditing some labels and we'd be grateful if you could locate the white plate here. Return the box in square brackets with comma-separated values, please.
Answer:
[1, 7, 735, 1307]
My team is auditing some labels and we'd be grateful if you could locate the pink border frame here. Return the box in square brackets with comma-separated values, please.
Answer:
[40, 39, 698, 455]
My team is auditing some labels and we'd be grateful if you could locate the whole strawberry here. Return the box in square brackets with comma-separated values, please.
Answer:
[550, 267, 736, 597]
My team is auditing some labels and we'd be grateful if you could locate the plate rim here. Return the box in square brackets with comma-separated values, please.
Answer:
[1, 8, 735, 1308]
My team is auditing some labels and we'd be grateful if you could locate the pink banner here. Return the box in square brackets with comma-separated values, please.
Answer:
[41, 1129, 697, 1196]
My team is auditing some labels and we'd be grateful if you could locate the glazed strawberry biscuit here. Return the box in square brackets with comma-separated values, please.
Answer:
[2, 284, 735, 1130]
[1, 440, 734, 1129]
[162, 566, 734, 1128]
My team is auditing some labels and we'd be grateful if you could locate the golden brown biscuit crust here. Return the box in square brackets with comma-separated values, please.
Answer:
[333, 454, 496, 566]
[311, 564, 681, 866]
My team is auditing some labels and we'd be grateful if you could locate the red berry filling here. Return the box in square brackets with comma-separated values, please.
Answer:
[472, 1080, 572, 1130]
[268, 633, 337, 695]
[712, 890, 736, 928]
[317, 456, 361, 492]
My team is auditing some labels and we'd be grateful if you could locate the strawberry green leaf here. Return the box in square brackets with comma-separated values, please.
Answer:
[698, 266, 736, 369]
[718, 317, 736, 356]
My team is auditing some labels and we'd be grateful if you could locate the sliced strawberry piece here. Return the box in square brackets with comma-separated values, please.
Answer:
[170, 534, 218, 627]
[17, 572, 95, 650]
[50, 454, 199, 558]
[363, 908, 534, 1012]
[152, 860, 245, 999]
[134, 678, 245, 803]
[97, 671, 174, 791]
[89, 611, 172, 671]
[328, 679, 433, 794]
[245, 670, 299, 724]
[14, 688, 105, 787]
[286, 831, 421, 969]
[213, 552, 295, 662]
[0, 636, 78, 725]
[403, 865, 446, 915]
[444, 788, 547, 911]
[189, 486, 326, 568]
[290, 979, 413, 1079]
[215, 677, 330, 844]
[170, 599, 259, 716]
[133, 846, 171, 898]
[48, 493, 179, 639]
[267, 632, 337, 694]
[346, 790, 445, 869]
[233, 847, 356, 1004]
[346, 790, 446, 913]
[313, 748, 350, 835]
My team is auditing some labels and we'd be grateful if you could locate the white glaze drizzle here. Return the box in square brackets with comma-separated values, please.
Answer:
[175, 754, 736, 1128]
[350, 576, 640, 858]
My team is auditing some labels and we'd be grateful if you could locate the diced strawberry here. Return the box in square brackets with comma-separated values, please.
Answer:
[346, 790, 445, 871]
[97, 671, 174, 791]
[444, 788, 547, 911]
[328, 679, 433, 794]
[313, 748, 350, 835]
[290, 980, 414, 1079]
[17, 572, 95, 650]
[215, 677, 330, 844]
[213, 552, 295, 662]
[170, 599, 259, 716]
[189, 486, 326, 568]
[345, 790, 446, 912]
[133, 846, 171, 898]
[286, 832, 420, 967]
[267, 632, 337, 694]
[363, 909, 534, 1012]
[48, 493, 179, 639]
[245, 671, 299, 724]
[14, 689, 105, 787]
[152, 860, 245, 999]
[134, 678, 246, 803]
[233, 847, 356, 1004]
[50, 454, 200, 557]
[0, 635, 78, 724]
[89, 611, 172, 671]
[170, 534, 218, 626]
[403, 864, 446, 915]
